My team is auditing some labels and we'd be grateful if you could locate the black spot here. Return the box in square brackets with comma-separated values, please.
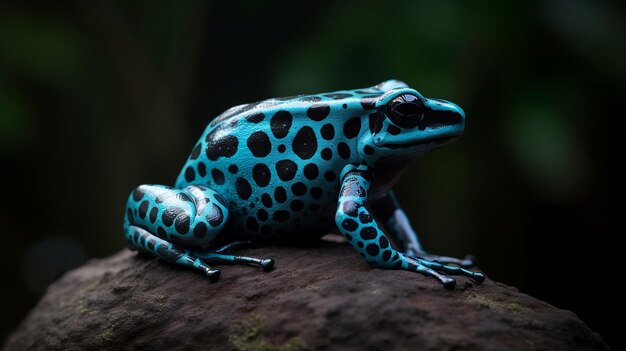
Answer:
[292, 126, 318, 160]
[360, 227, 377, 240]
[207, 204, 224, 227]
[252, 164, 271, 187]
[175, 214, 190, 234]
[342, 218, 359, 231]
[387, 125, 401, 135]
[276, 160, 298, 181]
[337, 142, 351, 159]
[357, 241, 364, 248]
[343, 117, 361, 139]
[211, 169, 225, 185]
[261, 225, 272, 235]
[368, 112, 384, 134]
[270, 110, 292, 139]
[324, 171, 336, 182]
[162, 207, 184, 227]
[257, 209, 268, 221]
[382, 250, 392, 261]
[366, 244, 380, 256]
[303, 164, 319, 180]
[342, 103, 348, 109]
[235, 178, 252, 200]
[193, 222, 208, 238]
[379, 236, 389, 248]
[361, 98, 376, 110]
[157, 226, 167, 237]
[363, 145, 374, 155]
[345, 233, 353, 241]
[228, 164, 238, 174]
[310, 187, 323, 199]
[359, 212, 373, 223]
[290, 200, 304, 211]
[274, 187, 287, 203]
[149, 207, 158, 223]
[214, 193, 227, 207]
[249, 202, 255, 208]
[190, 144, 201, 159]
[261, 193, 273, 207]
[197, 162, 207, 177]
[320, 124, 335, 140]
[393, 252, 400, 261]
[291, 182, 307, 196]
[246, 112, 264, 123]
[307, 103, 330, 121]
[138, 200, 149, 219]
[277, 145, 286, 153]
[321, 148, 332, 160]
[273, 210, 290, 222]
[309, 203, 320, 211]
[247, 131, 271, 157]
[394, 261, 403, 269]
[342, 201, 358, 217]
[177, 193, 193, 203]
[246, 217, 259, 231]
[132, 188, 144, 201]
[205, 132, 238, 161]
[127, 208, 134, 221]
[324, 93, 352, 99]
[184, 167, 196, 182]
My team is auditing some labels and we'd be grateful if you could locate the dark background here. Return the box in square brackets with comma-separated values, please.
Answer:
[1, 0, 624, 348]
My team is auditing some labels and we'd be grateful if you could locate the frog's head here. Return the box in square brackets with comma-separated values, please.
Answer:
[358, 86, 465, 164]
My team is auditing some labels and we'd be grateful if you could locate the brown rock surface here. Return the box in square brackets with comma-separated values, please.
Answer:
[4, 242, 608, 350]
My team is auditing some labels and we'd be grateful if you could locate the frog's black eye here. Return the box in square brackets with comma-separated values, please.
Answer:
[386, 94, 423, 129]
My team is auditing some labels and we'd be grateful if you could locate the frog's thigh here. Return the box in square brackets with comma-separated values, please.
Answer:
[125, 184, 229, 246]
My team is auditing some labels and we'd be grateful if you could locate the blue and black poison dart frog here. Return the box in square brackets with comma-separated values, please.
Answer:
[124, 80, 485, 288]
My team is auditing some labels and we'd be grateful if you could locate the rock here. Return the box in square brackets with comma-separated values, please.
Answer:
[4, 242, 607, 351]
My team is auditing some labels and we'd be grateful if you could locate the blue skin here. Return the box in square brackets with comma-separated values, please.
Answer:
[124, 79, 485, 288]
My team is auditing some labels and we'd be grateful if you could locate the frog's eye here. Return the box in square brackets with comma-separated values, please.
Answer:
[386, 94, 423, 129]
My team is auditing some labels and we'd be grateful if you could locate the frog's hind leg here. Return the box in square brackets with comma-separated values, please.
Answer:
[124, 224, 221, 280]
[125, 184, 274, 277]
[124, 184, 231, 279]
[191, 249, 275, 271]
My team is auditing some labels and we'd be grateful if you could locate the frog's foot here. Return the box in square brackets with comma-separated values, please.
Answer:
[191, 250, 275, 272]
[125, 225, 221, 281]
[399, 253, 485, 289]
[406, 247, 475, 267]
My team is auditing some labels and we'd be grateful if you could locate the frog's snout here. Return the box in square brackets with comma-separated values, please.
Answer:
[421, 98, 465, 131]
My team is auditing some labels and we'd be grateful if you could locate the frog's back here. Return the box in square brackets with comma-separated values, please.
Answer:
[173, 84, 393, 240]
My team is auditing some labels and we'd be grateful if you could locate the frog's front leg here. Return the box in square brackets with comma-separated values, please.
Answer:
[124, 184, 273, 280]
[335, 167, 485, 288]
[370, 192, 474, 267]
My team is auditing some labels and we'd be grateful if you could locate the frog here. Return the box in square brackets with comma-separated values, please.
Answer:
[123, 79, 485, 288]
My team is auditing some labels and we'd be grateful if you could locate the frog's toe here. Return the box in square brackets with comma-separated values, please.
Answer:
[418, 258, 485, 285]
[423, 267, 457, 289]
[260, 258, 275, 271]
[205, 268, 221, 282]
[471, 271, 486, 284]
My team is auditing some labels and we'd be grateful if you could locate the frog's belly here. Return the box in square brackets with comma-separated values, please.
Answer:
[202, 175, 339, 241]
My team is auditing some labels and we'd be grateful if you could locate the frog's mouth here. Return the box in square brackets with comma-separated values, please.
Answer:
[382, 135, 459, 149]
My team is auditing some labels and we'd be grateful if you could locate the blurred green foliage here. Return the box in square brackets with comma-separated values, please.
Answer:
[1, 0, 623, 348]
